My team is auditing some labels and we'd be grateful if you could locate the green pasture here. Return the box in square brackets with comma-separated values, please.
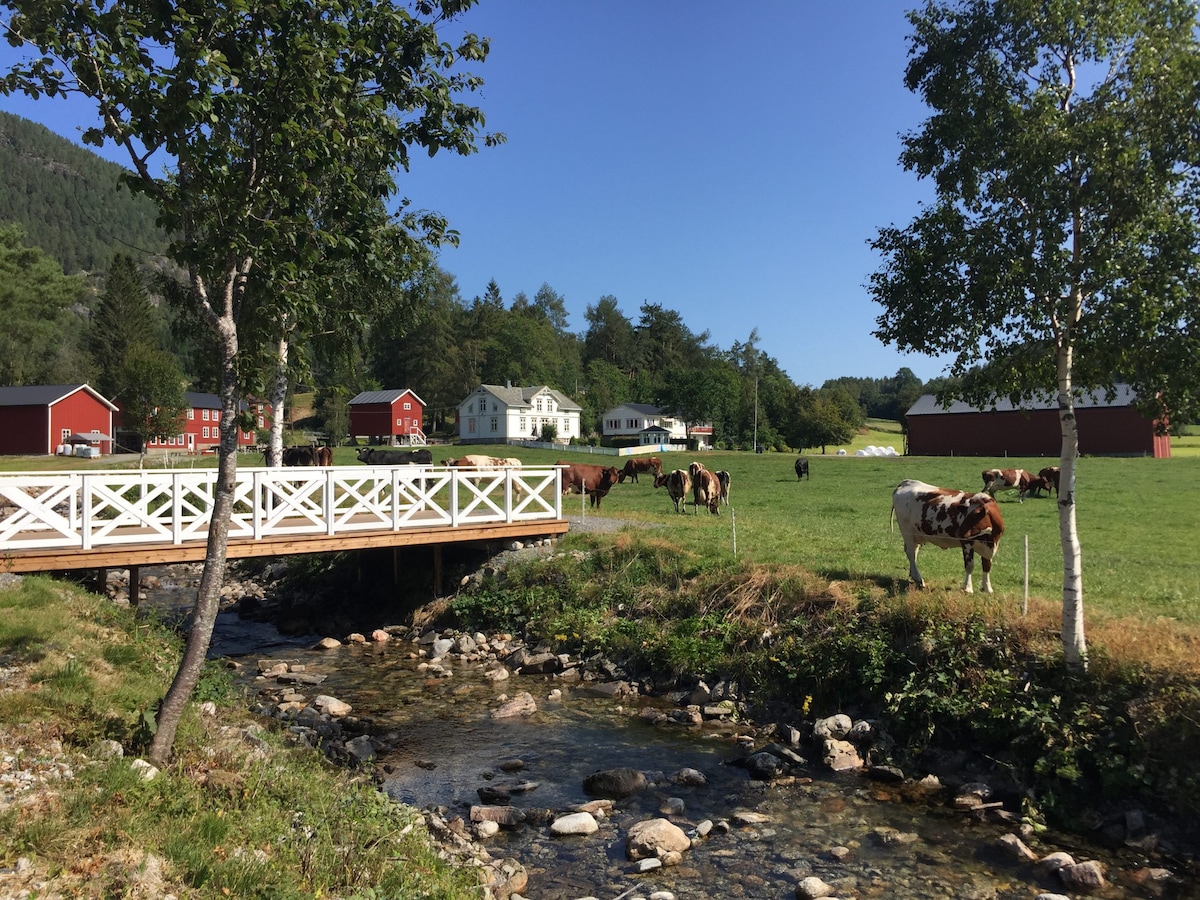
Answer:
[3, 438, 1196, 624]
[471, 444, 1199, 626]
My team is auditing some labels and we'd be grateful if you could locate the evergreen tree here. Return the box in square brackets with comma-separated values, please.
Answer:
[88, 254, 160, 397]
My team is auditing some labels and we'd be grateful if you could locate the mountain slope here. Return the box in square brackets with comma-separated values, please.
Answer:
[0, 111, 168, 274]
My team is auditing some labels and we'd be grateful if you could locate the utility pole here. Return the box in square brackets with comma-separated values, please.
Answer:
[753, 378, 759, 453]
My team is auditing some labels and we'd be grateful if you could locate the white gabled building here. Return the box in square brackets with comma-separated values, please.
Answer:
[456, 384, 582, 444]
[600, 403, 713, 449]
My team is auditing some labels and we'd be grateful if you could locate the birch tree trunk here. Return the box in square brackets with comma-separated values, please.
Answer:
[1057, 344, 1087, 670]
[266, 325, 291, 467]
[148, 311, 240, 765]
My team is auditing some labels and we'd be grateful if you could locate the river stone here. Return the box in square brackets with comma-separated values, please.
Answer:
[344, 734, 375, 763]
[1036, 851, 1076, 874]
[313, 637, 341, 650]
[796, 875, 834, 899]
[822, 738, 863, 771]
[998, 833, 1038, 861]
[1058, 860, 1106, 891]
[812, 713, 852, 739]
[492, 692, 537, 719]
[731, 810, 771, 826]
[485, 667, 510, 682]
[634, 857, 662, 873]
[626, 818, 691, 860]
[312, 695, 352, 717]
[673, 767, 707, 786]
[550, 812, 599, 836]
[583, 767, 647, 799]
[370, 629, 390, 642]
[744, 751, 786, 780]
[130, 759, 159, 781]
[470, 805, 525, 826]
[475, 820, 500, 838]
[430, 638, 454, 659]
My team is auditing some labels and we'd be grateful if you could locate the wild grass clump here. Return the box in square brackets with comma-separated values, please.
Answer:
[0, 576, 476, 899]
[444, 533, 1200, 833]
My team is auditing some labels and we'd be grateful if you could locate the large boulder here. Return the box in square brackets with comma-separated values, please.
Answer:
[583, 767, 647, 799]
[625, 818, 691, 860]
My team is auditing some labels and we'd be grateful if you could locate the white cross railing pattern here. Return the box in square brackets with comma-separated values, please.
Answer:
[0, 465, 564, 552]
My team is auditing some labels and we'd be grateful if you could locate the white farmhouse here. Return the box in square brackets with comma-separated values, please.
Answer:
[600, 403, 713, 449]
[456, 384, 582, 444]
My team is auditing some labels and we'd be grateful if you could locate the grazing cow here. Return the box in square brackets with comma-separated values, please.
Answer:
[356, 447, 433, 465]
[618, 456, 663, 484]
[556, 461, 621, 509]
[442, 454, 497, 468]
[688, 461, 721, 515]
[715, 470, 731, 506]
[795, 457, 810, 481]
[282, 445, 320, 466]
[1037, 466, 1060, 498]
[315, 445, 333, 466]
[654, 468, 691, 514]
[981, 467, 1036, 502]
[891, 479, 1005, 593]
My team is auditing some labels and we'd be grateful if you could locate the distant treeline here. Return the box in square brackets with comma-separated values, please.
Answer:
[0, 111, 949, 449]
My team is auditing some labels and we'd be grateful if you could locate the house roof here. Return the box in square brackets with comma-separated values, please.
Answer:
[471, 384, 582, 411]
[349, 388, 426, 407]
[906, 384, 1137, 417]
[0, 383, 118, 412]
[640, 424, 671, 434]
[184, 391, 253, 412]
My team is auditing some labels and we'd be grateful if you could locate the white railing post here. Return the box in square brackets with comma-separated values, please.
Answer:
[450, 468, 460, 526]
[325, 468, 335, 536]
[80, 473, 92, 550]
[172, 472, 183, 544]
[253, 469, 264, 540]
[505, 469, 514, 523]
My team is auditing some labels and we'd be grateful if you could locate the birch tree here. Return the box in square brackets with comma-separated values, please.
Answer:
[869, 0, 1200, 668]
[2, 0, 501, 759]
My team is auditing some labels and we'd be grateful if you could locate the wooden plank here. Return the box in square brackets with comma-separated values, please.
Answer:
[0, 519, 569, 574]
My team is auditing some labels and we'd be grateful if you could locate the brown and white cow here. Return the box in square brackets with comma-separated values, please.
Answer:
[617, 456, 663, 484]
[556, 461, 620, 509]
[654, 468, 691, 513]
[982, 467, 1037, 502]
[689, 461, 722, 515]
[891, 479, 1005, 593]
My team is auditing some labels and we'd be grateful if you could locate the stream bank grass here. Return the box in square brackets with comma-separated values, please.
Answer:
[0, 576, 475, 899]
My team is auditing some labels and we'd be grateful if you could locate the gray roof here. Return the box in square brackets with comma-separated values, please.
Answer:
[907, 384, 1136, 417]
[0, 383, 117, 411]
[349, 388, 426, 406]
[184, 391, 253, 412]
[622, 403, 664, 416]
[472, 384, 582, 411]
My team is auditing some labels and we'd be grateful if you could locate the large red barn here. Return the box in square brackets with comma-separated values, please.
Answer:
[349, 389, 426, 445]
[0, 384, 117, 456]
[905, 384, 1169, 458]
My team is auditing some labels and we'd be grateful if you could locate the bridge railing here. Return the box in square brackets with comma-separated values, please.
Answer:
[0, 465, 564, 552]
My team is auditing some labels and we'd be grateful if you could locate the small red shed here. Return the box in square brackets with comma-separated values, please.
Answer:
[0, 384, 117, 456]
[349, 389, 426, 445]
[905, 384, 1169, 458]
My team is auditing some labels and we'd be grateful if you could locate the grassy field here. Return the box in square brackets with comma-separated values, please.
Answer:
[459, 443, 1200, 628]
[4, 432, 1197, 626]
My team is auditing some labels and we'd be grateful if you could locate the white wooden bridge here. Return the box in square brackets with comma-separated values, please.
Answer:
[0, 464, 568, 574]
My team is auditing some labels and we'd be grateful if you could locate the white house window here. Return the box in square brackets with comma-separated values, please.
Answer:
[201, 426, 209, 438]
[403, 402, 411, 410]
[396, 418, 403, 427]
[519, 417, 526, 432]
[187, 409, 194, 420]
[490, 417, 498, 431]
[536, 399, 542, 412]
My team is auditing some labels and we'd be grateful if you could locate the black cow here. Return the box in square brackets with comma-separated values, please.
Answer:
[356, 447, 433, 465]
[795, 457, 810, 481]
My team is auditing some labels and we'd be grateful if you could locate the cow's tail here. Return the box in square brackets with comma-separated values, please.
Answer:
[889, 504, 895, 534]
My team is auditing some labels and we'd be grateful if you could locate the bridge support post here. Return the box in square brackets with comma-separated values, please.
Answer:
[432, 545, 443, 596]
[128, 565, 140, 608]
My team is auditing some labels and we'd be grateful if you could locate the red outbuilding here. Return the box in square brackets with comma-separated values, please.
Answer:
[905, 384, 1170, 458]
[349, 389, 426, 445]
[137, 391, 270, 454]
[0, 384, 117, 456]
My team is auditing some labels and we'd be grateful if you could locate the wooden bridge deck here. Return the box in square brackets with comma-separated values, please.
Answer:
[1, 465, 568, 574]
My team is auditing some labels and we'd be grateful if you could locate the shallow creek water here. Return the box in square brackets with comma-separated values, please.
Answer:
[129, 567, 1194, 900]
[218, 631, 1195, 900]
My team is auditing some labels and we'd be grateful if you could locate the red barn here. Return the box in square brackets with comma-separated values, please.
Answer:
[138, 392, 269, 454]
[905, 384, 1170, 458]
[0, 384, 117, 456]
[349, 389, 426, 445]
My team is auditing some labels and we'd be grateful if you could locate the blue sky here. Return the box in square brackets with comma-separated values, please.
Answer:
[1, 2, 949, 388]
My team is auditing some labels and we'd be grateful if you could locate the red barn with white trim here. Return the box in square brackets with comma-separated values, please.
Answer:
[0, 384, 117, 455]
[905, 385, 1169, 458]
[349, 389, 426, 445]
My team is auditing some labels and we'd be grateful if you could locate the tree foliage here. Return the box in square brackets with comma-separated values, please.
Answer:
[869, 0, 1200, 667]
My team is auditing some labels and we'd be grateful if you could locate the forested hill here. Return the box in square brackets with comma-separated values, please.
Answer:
[0, 111, 167, 274]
